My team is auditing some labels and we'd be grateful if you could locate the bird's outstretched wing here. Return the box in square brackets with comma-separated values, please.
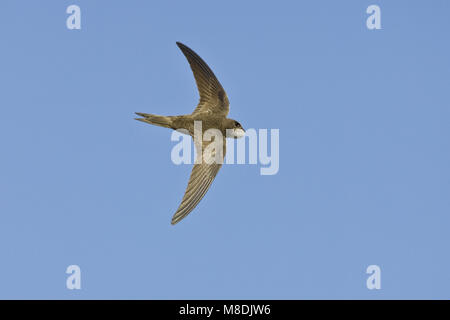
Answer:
[176, 42, 229, 117]
[171, 137, 226, 225]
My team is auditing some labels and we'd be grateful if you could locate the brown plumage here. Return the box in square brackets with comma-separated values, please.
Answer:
[135, 42, 245, 225]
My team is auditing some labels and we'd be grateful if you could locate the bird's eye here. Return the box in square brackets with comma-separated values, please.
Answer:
[235, 121, 240, 127]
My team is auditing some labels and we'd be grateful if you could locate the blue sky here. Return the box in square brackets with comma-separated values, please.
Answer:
[0, 0, 449, 299]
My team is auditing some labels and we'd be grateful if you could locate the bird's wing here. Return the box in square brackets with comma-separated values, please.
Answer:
[171, 136, 226, 225]
[176, 42, 229, 117]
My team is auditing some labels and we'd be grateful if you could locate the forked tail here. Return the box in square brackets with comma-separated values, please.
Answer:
[135, 112, 174, 129]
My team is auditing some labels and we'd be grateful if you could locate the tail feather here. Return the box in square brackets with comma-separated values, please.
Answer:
[135, 113, 174, 129]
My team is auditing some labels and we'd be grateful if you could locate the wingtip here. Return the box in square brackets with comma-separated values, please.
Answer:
[171, 213, 183, 225]
[176, 41, 188, 50]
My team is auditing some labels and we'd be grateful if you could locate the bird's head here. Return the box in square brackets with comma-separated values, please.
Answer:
[226, 119, 245, 139]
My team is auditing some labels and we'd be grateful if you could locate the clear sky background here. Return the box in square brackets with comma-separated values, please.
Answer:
[0, 0, 449, 299]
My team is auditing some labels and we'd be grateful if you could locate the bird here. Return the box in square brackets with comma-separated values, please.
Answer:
[135, 42, 245, 225]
